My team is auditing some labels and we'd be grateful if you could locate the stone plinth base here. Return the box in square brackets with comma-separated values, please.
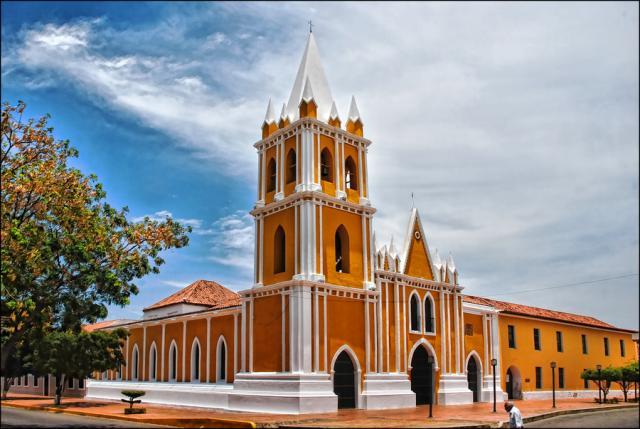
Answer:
[228, 372, 337, 414]
[361, 373, 416, 409]
[437, 374, 473, 405]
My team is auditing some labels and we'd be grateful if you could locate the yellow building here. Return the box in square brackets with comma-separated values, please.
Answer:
[15, 32, 634, 413]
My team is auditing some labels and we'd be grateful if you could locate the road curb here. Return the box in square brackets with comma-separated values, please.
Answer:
[1, 402, 257, 428]
[495, 403, 639, 428]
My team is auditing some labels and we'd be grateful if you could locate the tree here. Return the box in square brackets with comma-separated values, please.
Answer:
[0, 338, 31, 399]
[581, 367, 618, 403]
[1, 101, 191, 377]
[610, 362, 639, 402]
[30, 329, 127, 405]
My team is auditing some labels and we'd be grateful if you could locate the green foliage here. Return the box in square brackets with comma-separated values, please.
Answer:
[121, 390, 145, 409]
[121, 390, 146, 399]
[1, 101, 191, 375]
[29, 329, 127, 404]
[581, 362, 639, 402]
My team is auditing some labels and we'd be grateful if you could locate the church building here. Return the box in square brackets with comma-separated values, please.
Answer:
[10, 32, 637, 414]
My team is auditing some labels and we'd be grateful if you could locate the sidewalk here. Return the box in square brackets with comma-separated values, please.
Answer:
[2, 393, 637, 428]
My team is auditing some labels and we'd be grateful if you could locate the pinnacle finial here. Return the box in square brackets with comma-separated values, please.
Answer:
[308, 20, 313, 33]
[264, 98, 277, 124]
[301, 77, 315, 103]
[329, 101, 340, 120]
[348, 95, 362, 122]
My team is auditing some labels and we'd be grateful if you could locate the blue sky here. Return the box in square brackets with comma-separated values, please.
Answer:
[2, 2, 638, 329]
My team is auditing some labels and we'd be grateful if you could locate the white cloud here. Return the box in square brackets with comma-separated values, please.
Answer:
[5, 3, 638, 327]
[160, 280, 189, 289]
[132, 210, 203, 230]
[208, 210, 254, 270]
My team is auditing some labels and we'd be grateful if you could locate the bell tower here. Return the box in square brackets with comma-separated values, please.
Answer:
[232, 32, 381, 414]
[252, 32, 376, 290]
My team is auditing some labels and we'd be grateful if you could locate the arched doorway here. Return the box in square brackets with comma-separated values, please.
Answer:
[333, 351, 356, 409]
[505, 366, 522, 400]
[410, 346, 434, 405]
[467, 356, 479, 402]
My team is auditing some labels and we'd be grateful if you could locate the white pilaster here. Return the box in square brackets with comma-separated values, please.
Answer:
[234, 313, 238, 376]
[182, 320, 187, 382]
[282, 293, 286, 372]
[126, 336, 130, 381]
[394, 283, 400, 372]
[362, 215, 369, 287]
[206, 316, 211, 383]
[275, 141, 284, 201]
[314, 287, 319, 372]
[294, 203, 298, 274]
[440, 287, 446, 374]
[323, 292, 328, 373]
[365, 295, 370, 373]
[161, 324, 166, 382]
[241, 301, 246, 372]
[142, 326, 147, 382]
[249, 296, 254, 372]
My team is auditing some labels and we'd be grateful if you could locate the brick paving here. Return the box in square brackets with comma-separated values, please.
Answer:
[2, 393, 637, 428]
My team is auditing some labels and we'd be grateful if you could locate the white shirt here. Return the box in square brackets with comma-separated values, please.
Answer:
[509, 405, 524, 428]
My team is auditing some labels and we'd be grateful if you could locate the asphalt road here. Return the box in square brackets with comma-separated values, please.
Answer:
[527, 407, 639, 428]
[0, 407, 168, 428]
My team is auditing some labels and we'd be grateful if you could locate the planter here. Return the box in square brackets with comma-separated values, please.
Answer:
[124, 408, 146, 414]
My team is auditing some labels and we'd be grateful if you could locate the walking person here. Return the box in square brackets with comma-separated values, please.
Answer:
[504, 401, 524, 428]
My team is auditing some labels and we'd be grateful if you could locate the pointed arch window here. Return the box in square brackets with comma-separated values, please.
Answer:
[149, 343, 157, 381]
[131, 345, 139, 381]
[345, 156, 358, 191]
[169, 341, 178, 382]
[286, 149, 297, 184]
[274, 226, 286, 274]
[267, 158, 277, 192]
[335, 225, 350, 273]
[216, 336, 227, 383]
[321, 148, 333, 182]
[424, 295, 435, 333]
[191, 338, 201, 382]
[410, 293, 421, 332]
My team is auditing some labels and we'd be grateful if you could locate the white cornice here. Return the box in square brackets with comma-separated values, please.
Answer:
[253, 117, 371, 150]
[250, 190, 376, 217]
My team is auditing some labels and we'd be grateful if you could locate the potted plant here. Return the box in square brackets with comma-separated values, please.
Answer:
[121, 390, 146, 414]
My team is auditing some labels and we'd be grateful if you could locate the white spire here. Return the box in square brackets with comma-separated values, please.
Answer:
[279, 103, 288, 121]
[347, 95, 362, 123]
[263, 98, 277, 124]
[389, 235, 397, 257]
[329, 100, 340, 120]
[433, 248, 442, 268]
[286, 33, 334, 122]
[301, 77, 315, 104]
[447, 252, 456, 272]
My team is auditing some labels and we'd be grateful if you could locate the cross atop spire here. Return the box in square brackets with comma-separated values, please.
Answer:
[286, 32, 334, 122]
[308, 20, 313, 33]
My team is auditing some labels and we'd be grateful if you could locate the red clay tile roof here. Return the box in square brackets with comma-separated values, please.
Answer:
[82, 319, 136, 332]
[143, 279, 241, 312]
[464, 295, 636, 332]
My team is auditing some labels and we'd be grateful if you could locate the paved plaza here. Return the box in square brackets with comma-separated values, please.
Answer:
[2, 393, 638, 428]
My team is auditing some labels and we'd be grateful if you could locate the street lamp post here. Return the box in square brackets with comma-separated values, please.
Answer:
[596, 364, 602, 404]
[429, 362, 434, 418]
[491, 358, 498, 413]
[550, 362, 557, 408]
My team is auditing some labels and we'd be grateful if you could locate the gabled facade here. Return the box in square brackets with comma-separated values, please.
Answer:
[14, 32, 632, 414]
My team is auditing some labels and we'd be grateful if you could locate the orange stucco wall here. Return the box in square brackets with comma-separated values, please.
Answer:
[262, 208, 296, 286]
[322, 207, 364, 288]
[499, 315, 636, 392]
[252, 295, 285, 372]
[404, 231, 434, 280]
